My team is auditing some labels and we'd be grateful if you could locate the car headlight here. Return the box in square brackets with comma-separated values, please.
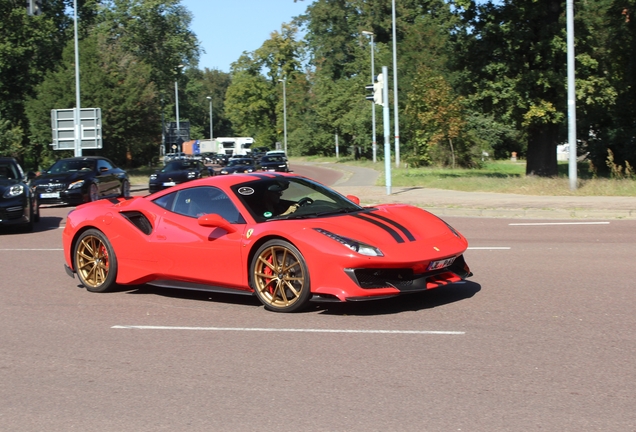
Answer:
[68, 180, 85, 190]
[150, 174, 157, 180]
[314, 228, 383, 257]
[187, 171, 197, 179]
[3, 184, 25, 198]
[246, 168, 254, 172]
[220, 169, 228, 174]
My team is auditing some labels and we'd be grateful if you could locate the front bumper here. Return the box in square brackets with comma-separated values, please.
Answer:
[0, 198, 31, 226]
[35, 187, 86, 206]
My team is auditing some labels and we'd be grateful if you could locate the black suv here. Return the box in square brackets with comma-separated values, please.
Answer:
[0, 157, 39, 232]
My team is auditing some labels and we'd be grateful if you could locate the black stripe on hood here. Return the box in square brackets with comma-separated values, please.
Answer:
[365, 211, 416, 242]
[351, 214, 404, 243]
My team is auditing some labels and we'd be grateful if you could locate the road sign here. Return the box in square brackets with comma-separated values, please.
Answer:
[164, 121, 190, 145]
[50, 108, 102, 150]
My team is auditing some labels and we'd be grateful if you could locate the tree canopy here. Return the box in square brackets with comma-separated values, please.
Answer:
[0, 0, 634, 176]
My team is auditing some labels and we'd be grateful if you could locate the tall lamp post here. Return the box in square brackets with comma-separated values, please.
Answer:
[174, 64, 184, 152]
[278, 78, 288, 154]
[362, 30, 377, 163]
[206, 96, 213, 139]
[391, 0, 400, 167]
[73, 0, 81, 157]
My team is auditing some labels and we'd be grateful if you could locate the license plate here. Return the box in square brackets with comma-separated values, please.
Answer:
[163, 182, 176, 187]
[40, 192, 60, 199]
[427, 257, 456, 271]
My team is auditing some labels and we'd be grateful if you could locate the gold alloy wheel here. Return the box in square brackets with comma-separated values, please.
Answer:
[76, 234, 111, 289]
[252, 243, 307, 311]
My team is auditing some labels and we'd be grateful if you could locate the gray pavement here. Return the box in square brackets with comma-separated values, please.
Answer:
[306, 161, 636, 220]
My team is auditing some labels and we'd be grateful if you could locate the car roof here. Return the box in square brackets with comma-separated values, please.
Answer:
[148, 172, 298, 196]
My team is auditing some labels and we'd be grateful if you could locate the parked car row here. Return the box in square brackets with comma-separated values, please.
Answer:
[1, 155, 129, 232]
[1, 151, 290, 233]
[149, 159, 213, 193]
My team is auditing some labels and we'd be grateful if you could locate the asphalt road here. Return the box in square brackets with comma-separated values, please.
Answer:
[1, 164, 635, 431]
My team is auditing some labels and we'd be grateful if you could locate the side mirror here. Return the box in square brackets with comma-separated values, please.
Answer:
[197, 213, 236, 233]
[346, 195, 360, 205]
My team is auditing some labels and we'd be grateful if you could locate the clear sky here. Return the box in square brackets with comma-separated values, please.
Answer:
[180, 0, 315, 72]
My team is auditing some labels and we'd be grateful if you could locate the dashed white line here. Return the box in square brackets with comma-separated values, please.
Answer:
[467, 247, 511, 250]
[509, 222, 610, 226]
[112, 325, 464, 335]
[0, 248, 63, 251]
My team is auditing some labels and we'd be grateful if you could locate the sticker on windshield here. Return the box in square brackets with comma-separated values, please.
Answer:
[263, 212, 273, 218]
[238, 187, 255, 195]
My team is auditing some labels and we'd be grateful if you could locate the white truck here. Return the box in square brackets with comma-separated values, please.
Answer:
[215, 137, 254, 157]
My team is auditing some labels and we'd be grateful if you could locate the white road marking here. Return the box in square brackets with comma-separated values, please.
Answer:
[0, 248, 63, 251]
[467, 247, 511, 250]
[112, 325, 464, 335]
[509, 222, 610, 226]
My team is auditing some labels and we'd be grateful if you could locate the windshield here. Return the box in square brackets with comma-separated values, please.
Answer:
[227, 159, 252, 167]
[162, 160, 195, 172]
[261, 156, 285, 163]
[0, 162, 20, 180]
[232, 176, 362, 222]
[47, 159, 95, 174]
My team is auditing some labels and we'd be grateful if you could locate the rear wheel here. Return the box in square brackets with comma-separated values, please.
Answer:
[250, 240, 311, 313]
[73, 229, 118, 292]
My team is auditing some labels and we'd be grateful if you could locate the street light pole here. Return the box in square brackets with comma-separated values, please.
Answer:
[73, 0, 81, 157]
[279, 78, 288, 154]
[392, 0, 400, 167]
[362, 31, 377, 163]
[566, 0, 577, 190]
[206, 96, 213, 139]
[174, 64, 184, 152]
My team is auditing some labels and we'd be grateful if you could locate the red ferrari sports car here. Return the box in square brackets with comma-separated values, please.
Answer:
[62, 173, 472, 312]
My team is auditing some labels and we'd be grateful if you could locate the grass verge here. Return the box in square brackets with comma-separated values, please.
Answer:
[295, 156, 636, 197]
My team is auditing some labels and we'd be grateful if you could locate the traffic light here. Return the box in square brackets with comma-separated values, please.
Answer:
[26, 0, 42, 16]
[365, 84, 375, 102]
[364, 73, 384, 106]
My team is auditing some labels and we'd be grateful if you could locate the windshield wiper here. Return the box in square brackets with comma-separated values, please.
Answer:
[314, 207, 361, 217]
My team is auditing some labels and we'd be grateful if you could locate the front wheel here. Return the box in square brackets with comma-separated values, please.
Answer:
[88, 183, 99, 202]
[121, 180, 131, 198]
[250, 240, 311, 313]
[73, 229, 118, 293]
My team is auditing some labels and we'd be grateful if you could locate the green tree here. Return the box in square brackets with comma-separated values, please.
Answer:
[26, 33, 160, 168]
[454, 0, 569, 176]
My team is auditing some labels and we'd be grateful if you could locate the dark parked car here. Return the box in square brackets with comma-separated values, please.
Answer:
[31, 156, 130, 206]
[149, 159, 212, 193]
[259, 155, 290, 172]
[219, 158, 260, 174]
[251, 146, 270, 161]
[0, 157, 39, 231]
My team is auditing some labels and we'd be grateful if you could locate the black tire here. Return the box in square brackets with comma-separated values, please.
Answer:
[250, 239, 311, 313]
[121, 180, 131, 198]
[32, 197, 40, 223]
[73, 229, 118, 293]
[88, 183, 99, 202]
[21, 204, 34, 233]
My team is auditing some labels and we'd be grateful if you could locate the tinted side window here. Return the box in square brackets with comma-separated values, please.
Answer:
[98, 159, 113, 171]
[152, 192, 176, 211]
[154, 186, 244, 223]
